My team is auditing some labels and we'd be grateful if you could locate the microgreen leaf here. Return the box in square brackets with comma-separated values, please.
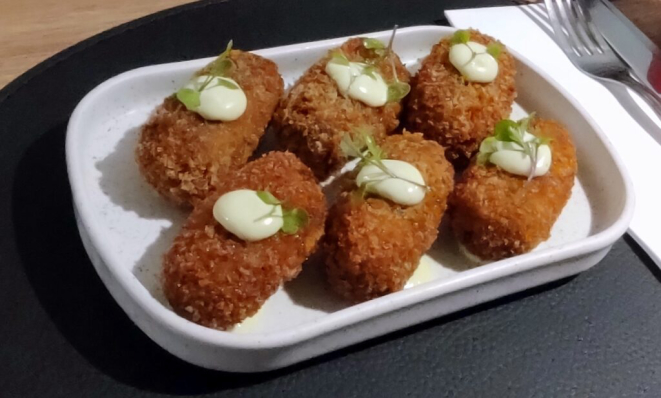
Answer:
[476, 151, 491, 166]
[363, 38, 387, 57]
[519, 111, 535, 134]
[330, 50, 350, 66]
[215, 78, 239, 90]
[364, 133, 385, 163]
[256, 190, 281, 205]
[176, 88, 201, 110]
[340, 133, 364, 158]
[493, 119, 520, 143]
[281, 208, 308, 234]
[451, 30, 471, 45]
[208, 59, 234, 77]
[486, 42, 502, 59]
[538, 136, 552, 146]
[387, 81, 411, 103]
[362, 65, 378, 80]
[205, 40, 235, 78]
[363, 38, 386, 50]
[220, 40, 233, 58]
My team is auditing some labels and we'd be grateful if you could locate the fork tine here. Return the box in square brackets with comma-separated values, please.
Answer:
[545, 0, 581, 58]
[566, 0, 599, 55]
[574, 0, 612, 54]
[556, 0, 591, 56]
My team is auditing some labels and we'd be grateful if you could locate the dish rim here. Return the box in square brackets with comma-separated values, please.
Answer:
[65, 25, 635, 350]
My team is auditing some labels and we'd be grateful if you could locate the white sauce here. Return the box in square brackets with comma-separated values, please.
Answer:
[325, 61, 388, 107]
[212, 189, 283, 242]
[356, 160, 426, 206]
[485, 132, 552, 177]
[449, 41, 499, 83]
[185, 75, 247, 121]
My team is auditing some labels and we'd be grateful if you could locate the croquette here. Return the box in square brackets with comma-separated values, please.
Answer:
[406, 29, 517, 168]
[325, 132, 454, 302]
[136, 50, 284, 207]
[273, 38, 410, 180]
[163, 151, 327, 329]
[450, 118, 577, 261]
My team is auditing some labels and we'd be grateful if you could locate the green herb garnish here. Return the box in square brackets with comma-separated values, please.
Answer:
[281, 208, 309, 234]
[362, 65, 378, 80]
[363, 37, 387, 57]
[451, 30, 471, 45]
[175, 88, 201, 111]
[486, 42, 502, 59]
[330, 50, 350, 66]
[387, 81, 410, 103]
[477, 113, 551, 181]
[255, 190, 309, 235]
[176, 40, 237, 111]
[340, 128, 428, 191]
[384, 25, 411, 103]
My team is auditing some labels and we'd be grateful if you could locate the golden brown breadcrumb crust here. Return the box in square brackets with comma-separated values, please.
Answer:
[163, 152, 327, 329]
[325, 132, 454, 302]
[405, 29, 517, 168]
[136, 50, 284, 208]
[450, 119, 577, 261]
[273, 38, 410, 180]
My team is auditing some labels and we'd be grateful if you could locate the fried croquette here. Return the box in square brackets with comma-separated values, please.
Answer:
[406, 29, 517, 168]
[273, 38, 410, 180]
[450, 118, 577, 261]
[163, 152, 327, 329]
[136, 50, 284, 207]
[325, 132, 454, 302]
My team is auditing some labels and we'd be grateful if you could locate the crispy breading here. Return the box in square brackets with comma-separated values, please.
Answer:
[136, 50, 284, 207]
[163, 152, 327, 329]
[273, 38, 410, 180]
[450, 119, 577, 260]
[405, 29, 517, 168]
[325, 132, 454, 302]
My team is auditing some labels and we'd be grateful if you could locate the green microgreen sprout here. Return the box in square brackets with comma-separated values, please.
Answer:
[340, 128, 429, 192]
[486, 42, 503, 59]
[384, 25, 411, 103]
[451, 29, 471, 45]
[330, 50, 350, 66]
[476, 113, 552, 181]
[175, 40, 238, 111]
[362, 37, 387, 57]
[255, 190, 309, 235]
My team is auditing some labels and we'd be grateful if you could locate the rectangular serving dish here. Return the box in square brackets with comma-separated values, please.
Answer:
[66, 25, 634, 372]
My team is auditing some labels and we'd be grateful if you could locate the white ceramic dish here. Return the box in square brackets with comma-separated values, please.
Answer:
[66, 25, 634, 372]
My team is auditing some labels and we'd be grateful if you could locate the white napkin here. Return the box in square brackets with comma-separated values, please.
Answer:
[446, 5, 661, 265]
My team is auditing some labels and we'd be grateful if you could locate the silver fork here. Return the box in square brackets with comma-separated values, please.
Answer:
[544, 0, 661, 117]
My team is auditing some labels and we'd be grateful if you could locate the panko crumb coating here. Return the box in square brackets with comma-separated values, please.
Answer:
[163, 152, 327, 329]
[136, 50, 284, 208]
[273, 38, 410, 181]
[406, 29, 517, 168]
[450, 118, 577, 261]
[325, 132, 454, 302]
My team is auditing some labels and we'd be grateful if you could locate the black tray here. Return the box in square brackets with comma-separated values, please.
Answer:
[1, 0, 660, 396]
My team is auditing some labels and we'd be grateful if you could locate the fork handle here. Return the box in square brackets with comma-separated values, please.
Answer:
[619, 73, 661, 119]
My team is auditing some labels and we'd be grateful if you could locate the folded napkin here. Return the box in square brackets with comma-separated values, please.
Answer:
[446, 5, 661, 265]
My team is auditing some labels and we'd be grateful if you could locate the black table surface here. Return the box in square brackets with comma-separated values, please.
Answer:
[2, 0, 660, 396]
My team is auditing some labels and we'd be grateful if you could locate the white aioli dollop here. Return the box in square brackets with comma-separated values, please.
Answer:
[486, 132, 552, 177]
[325, 61, 388, 107]
[356, 160, 426, 206]
[449, 41, 499, 83]
[185, 75, 247, 121]
[212, 189, 283, 242]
